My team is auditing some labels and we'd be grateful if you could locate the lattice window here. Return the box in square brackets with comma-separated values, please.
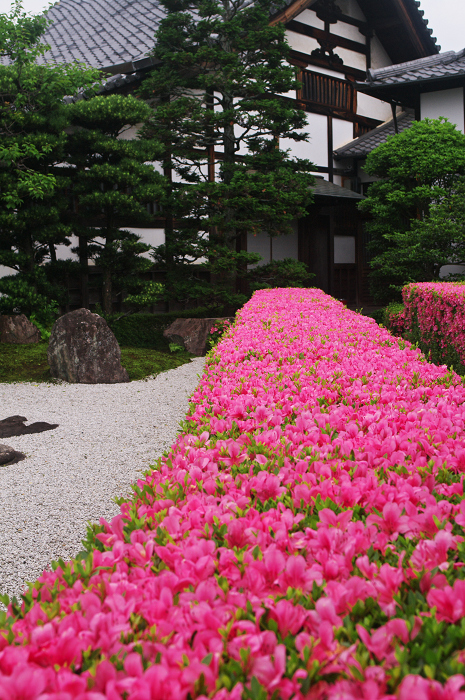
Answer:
[300, 71, 356, 113]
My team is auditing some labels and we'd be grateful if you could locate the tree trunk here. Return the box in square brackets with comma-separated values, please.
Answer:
[102, 266, 112, 316]
[79, 236, 89, 309]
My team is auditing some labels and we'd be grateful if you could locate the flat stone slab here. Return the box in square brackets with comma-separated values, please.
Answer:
[164, 317, 234, 356]
[0, 416, 59, 439]
[0, 445, 26, 466]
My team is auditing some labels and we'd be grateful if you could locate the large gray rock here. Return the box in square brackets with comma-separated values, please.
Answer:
[47, 309, 129, 384]
[164, 317, 233, 356]
[0, 315, 40, 344]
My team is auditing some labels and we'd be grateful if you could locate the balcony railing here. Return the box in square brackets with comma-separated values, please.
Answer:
[300, 71, 356, 113]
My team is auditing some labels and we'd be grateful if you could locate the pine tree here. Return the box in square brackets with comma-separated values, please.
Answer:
[64, 94, 165, 315]
[0, 2, 100, 320]
[141, 0, 314, 310]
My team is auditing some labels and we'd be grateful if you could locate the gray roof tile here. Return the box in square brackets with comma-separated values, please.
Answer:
[333, 109, 415, 159]
[312, 178, 364, 199]
[363, 49, 465, 89]
[4, 0, 168, 70]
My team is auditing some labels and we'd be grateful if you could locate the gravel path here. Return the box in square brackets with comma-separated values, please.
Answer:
[0, 357, 205, 602]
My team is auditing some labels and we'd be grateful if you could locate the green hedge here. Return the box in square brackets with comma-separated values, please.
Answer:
[108, 308, 218, 349]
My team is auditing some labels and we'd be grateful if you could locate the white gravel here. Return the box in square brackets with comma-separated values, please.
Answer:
[0, 357, 205, 602]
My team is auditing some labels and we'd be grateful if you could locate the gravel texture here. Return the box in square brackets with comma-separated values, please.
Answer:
[0, 357, 205, 602]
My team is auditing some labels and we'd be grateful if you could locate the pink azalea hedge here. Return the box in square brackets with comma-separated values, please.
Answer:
[402, 282, 465, 372]
[3, 288, 465, 699]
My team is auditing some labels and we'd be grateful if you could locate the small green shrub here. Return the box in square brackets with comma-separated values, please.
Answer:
[108, 308, 214, 350]
[247, 258, 314, 291]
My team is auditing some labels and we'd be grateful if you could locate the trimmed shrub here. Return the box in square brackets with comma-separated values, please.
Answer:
[108, 308, 215, 349]
[403, 282, 465, 374]
[3, 290, 465, 696]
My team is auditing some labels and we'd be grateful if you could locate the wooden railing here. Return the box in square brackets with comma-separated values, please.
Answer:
[300, 71, 356, 113]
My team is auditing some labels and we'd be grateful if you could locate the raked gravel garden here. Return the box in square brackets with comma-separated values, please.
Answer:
[3, 287, 465, 698]
[0, 358, 205, 602]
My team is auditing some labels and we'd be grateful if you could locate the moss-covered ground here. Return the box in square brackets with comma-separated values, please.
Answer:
[0, 343, 192, 383]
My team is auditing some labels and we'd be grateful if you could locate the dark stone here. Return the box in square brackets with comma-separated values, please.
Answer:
[0, 315, 40, 344]
[0, 444, 26, 466]
[0, 415, 59, 439]
[163, 317, 234, 356]
[47, 308, 129, 384]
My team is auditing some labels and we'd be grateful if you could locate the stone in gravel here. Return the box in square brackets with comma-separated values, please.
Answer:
[0, 315, 40, 344]
[164, 318, 233, 356]
[48, 308, 129, 384]
[0, 445, 26, 466]
[0, 415, 59, 438]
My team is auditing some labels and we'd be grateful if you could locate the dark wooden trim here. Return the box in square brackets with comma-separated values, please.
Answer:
[391, 0, 432, 58]
[270, 0, 318, 26]
[288, 49, 367, 81]
[286, 20, 367, 55]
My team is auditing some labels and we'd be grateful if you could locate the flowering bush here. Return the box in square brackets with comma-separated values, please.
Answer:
[207, 319, 233, 350]
[3, 288, 465, 698]
[383, 302, 408, 336]
[403, 282, 465, 374]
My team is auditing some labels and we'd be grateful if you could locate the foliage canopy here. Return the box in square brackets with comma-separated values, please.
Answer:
[360, 118, 465, 304]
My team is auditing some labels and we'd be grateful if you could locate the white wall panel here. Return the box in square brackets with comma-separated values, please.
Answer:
[127, 228, 165, 258]
[357, 92, 392, 121]
[332, 118, 354, 150]
[308, 65, 346, 79]
[281, 112, 328, 167]
[331, 20, 365, 43]
[247, 232, 271, 265]
[333, 46, 366, 71]
[247, 225, 298, 265]
[371, 35, 392, 70]
[421, 88, 465, 132]
[440, 265, 465, 278]
[285, 30, 319, 55]
[345, 0, 366, 20]
[296, 9, 324, 29]
[272, 224, 298, 261]
[0, 266, 15, 279]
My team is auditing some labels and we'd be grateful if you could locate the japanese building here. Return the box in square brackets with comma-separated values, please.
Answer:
[1, 0, 440, 306]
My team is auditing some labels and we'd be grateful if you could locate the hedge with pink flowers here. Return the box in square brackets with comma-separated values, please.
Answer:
[402, 282, 465, 374]
[3, 288, 465, 699]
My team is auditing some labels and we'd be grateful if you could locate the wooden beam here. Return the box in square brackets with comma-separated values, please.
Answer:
[286, 21, 367, 55]
[391, 0, 430, 57]
[270, 0, 318, 27]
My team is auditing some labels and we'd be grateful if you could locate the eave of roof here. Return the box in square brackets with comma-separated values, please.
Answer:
[333, 109, 415, 160]
[312, 177, 364, 199]
[358, 49, 465, 101]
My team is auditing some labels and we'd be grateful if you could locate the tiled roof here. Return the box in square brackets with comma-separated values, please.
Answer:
[363, 49, 465, 89]
[19, 0, 166, 71]
[333, 109, 415, 159]
[312, 177, 364, 199]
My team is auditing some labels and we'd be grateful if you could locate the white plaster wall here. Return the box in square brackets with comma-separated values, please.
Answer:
[333, 46, 366, 71]
[332, 117, 354, 150]
[247, 224, 298, 265]
[0, 266, 15, 279]
[421, 88, 465, 133]
[331, 20, 365, 43]
[127, 228, 165, 258]
[285, 31, 319, 56]
[56, 236, 78, 261]
[117, 123, 143, 140]
[281, 112, 328, 167]
[308, 65, 346, 79]
[357, 92, 392, 121]
[248, 231, 272, 265]
[346, 0, 366, 21]
[370, 35, 392, 70]
[296, 9, 324, 29]
[440, 265, 465, 278]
